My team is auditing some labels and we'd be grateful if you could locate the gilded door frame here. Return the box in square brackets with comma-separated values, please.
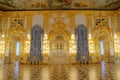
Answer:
[5, 27, 25, 61]
[93, 27, 113, 62]
[48, 30, 70, 63]
[96, 35, 110, 62]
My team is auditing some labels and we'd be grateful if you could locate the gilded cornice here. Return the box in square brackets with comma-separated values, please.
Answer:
[4, 10, 115, 15]
[116, 8, 120, 16]
[0, 11, 8, 17]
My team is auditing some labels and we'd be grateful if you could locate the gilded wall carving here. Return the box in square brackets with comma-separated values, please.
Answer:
[0, 10, 119, 64]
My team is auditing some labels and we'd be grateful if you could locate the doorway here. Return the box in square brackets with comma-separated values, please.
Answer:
[100, 41, 105, 60]
[50, 35, 68, 64]
[9, 36, 21, 62]
[98, 36, 110, 62]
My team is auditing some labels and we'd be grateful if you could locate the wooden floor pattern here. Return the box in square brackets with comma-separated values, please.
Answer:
[0, 61, 120, 80]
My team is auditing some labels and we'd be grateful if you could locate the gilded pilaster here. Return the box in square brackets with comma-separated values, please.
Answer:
[111, 14, 116, 34]
[42, 13, 51, 63]
[23, 14, 32, 59]
[27, 14, 32, 34]
[43, 13, 50, 33]
[68, 13, 77, 63]
[86, 14, 92, 33]
[0, 14, 2, 37]
[2, 16, 7, 34]
[69, 13, 75, 33]
[3, 16, 8, 59]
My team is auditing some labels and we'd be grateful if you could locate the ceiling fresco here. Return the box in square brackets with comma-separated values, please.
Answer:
[0, 0, 120, 11]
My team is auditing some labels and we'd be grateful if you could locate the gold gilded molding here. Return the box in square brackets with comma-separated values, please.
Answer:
[0, 10, 119, 63]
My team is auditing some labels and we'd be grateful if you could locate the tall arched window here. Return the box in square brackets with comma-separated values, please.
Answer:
[30, 25, 42, 64]
[76, 24, 89, 63]
[100, 41, 104, 55]
[16, 42, 20, 56]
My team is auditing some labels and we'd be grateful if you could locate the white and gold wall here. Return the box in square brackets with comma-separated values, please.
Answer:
[0, 9, 120, 64]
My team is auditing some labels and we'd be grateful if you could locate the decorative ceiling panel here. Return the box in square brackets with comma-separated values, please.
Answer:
[0, 0, 120, 11]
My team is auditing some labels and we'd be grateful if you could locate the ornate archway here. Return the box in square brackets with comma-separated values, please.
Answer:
[47, 24, 71, 64]
[50, 33, 68, 64]
[93, 25, 113, 62]
[5, 26, 25, 62]
[48, 29, 70, 64]
[97, 35, 110, 61]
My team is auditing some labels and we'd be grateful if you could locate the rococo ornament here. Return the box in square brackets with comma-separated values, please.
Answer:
[52, 0, 72, 8]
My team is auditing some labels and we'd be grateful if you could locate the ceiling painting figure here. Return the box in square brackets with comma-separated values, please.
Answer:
[0, 0, 119, 10]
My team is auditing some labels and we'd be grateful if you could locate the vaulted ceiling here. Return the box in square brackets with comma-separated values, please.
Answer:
[0, 0, 120, 11]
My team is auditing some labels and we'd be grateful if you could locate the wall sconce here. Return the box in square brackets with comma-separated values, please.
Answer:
[43, 34, 49, 55]
[24, 41, 30, 53]
[24, 34, 30, 53]
[69, 34, 76, 54]
[27, 34, 30, 39]
[0, 34, 5, 59]
[2, 34, 5, 38]
[88, 34, 95, 57]
[114, 34, 119, 58]
[0, 40, 5, 59]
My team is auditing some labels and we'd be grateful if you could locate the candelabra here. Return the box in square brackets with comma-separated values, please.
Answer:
[114, 34, 119, 58]
[43, 34, 49, 55]
[69, 34, 76, 54]
[88, 34, 95, 59]
[0, 34, 5, 59]
[24, 34, 30, 56]
[69, 34, 76, 63]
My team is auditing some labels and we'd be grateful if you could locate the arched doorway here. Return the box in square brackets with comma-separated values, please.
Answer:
[9, 36, 21, 62]
[50, 34, 68, 64]
[97, 35, 110, 62]
[6, 26, 25, 63]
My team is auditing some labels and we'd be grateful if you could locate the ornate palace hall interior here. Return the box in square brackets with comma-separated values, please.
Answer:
[0, 0, 120, 80]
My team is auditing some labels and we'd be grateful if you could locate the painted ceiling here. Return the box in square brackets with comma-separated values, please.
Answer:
[0, 0, 120, 11]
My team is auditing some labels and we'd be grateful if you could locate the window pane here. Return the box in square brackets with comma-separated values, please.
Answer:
[16, 42, 20, 56]
[100, 41, 104, 55]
